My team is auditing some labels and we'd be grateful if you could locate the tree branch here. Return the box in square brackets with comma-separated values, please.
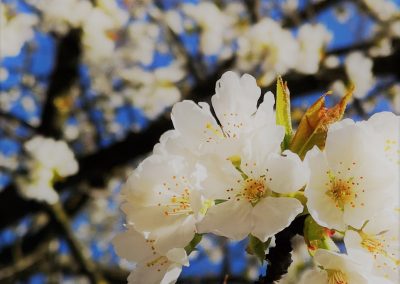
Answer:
[37, 29, 82, 138]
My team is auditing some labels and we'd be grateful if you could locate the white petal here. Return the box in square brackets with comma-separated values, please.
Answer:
[171, 100, 221, 152]
[305, 147, 346, 231]
[253, 91, 275, 129]
[166, 248, 189, 266]
[197, 199, 252, 240]
[112, 228, 153, 263]
[298, 269, 328, 284]
[264, 150, 307, 194]
[251, 197, 303, 242]
[153, 216, 196, 254]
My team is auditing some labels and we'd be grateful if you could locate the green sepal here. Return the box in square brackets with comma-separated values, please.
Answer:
[246, 234, 271, 263]
[184, 233, 203, 255]
[276, 76, 293, 150]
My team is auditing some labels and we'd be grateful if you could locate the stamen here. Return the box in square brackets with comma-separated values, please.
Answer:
[327, 269, 348, 284]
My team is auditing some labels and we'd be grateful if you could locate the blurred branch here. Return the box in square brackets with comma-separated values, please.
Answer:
[151, 2, 205, 82]
[37, 29, 82, 138]
[282, 0, 346, 27]
[244, 0, 261, 23]
[0, 111, 36, 131]
[45, 202, 106, 284]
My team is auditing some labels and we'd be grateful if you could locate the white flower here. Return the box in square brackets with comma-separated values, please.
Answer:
[344, 210, 400, 283]
[81, 0, 128, 64]
[344, 52, 375, 99]
[120, 154, 204, 254]
[182, 2, 233, 55]
[305, 119, 397, 231]
[1, 4, 38, 58]
[363, 0, 399, 21]
[16, 167, 59, 204]
[237, 19, 298, 86]
[120, 64, 185, 119]
[16, 136, 78, 204]
[113, 228, 189, 284]
[25, 136, 78, 177]
[171, 71, 275, 158]
[299, 249, 391, 284]
[196, 148, 306, 242]
[124, 21, 160, 65]
[295, 24, 332, 74]
[363, 112, 400, 170]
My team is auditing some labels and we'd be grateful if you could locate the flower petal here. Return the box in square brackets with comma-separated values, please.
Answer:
[251, 197, 303, 242]
[197, 199, 252, 240]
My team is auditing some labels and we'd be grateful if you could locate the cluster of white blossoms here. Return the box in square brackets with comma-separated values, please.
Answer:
[16, 136, 78, 204]
[237, 19, 332, 86]
[113, 71, 399, 283]
[0, 3, 38, 58]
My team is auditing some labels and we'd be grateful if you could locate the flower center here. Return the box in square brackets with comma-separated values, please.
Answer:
[163, 189, 193, 216]
[325, 175, 354, 210]
[242, 178, 269, 205]
[359, 232, 400, 264]
[361, 234, 385, 255]
[327, 269, 348, 284]
[146, 256, 169, 272]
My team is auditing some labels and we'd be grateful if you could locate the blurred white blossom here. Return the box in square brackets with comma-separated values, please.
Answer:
[295, 24, 332, 74]
[344, 52, 375, 99]
[16, 136, 78, 204]
[0, 3, 38, 58]
[237, 18, 298, 86]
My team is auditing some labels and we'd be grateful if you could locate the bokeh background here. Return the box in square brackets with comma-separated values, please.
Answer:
[0, 0, 399, 283]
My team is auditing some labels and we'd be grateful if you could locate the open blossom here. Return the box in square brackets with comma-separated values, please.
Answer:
[305, 116, 398, 231]
[17, 136, 78, 204]
[170, 71, 276, 158]
[237, 18, 298, 86]
[16, 167, 59, 204]
[295, 23, 332, 74]
[344, 210, 400, 283]
[113, 227, 189, 284]
[120, 153, 205, 254]
[299, 249, 392, 284]
[24, 136, 78, 177]
[344, 52, 375, 99]
[196, 147, 306, 242]
[120, 64, 185, 119]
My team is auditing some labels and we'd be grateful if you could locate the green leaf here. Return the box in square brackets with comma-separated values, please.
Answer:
[184, 233, 203, 255]
[276, 76, 293, 150]
[246, 235, 271, 263]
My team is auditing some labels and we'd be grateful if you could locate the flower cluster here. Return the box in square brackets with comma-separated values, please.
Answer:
[16, 136, 78, 204]
[113, 71, 399, 283]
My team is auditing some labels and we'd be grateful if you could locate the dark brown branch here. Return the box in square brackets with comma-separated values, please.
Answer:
[256, 216, 306, 284]
[37, 29, 82, 138]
